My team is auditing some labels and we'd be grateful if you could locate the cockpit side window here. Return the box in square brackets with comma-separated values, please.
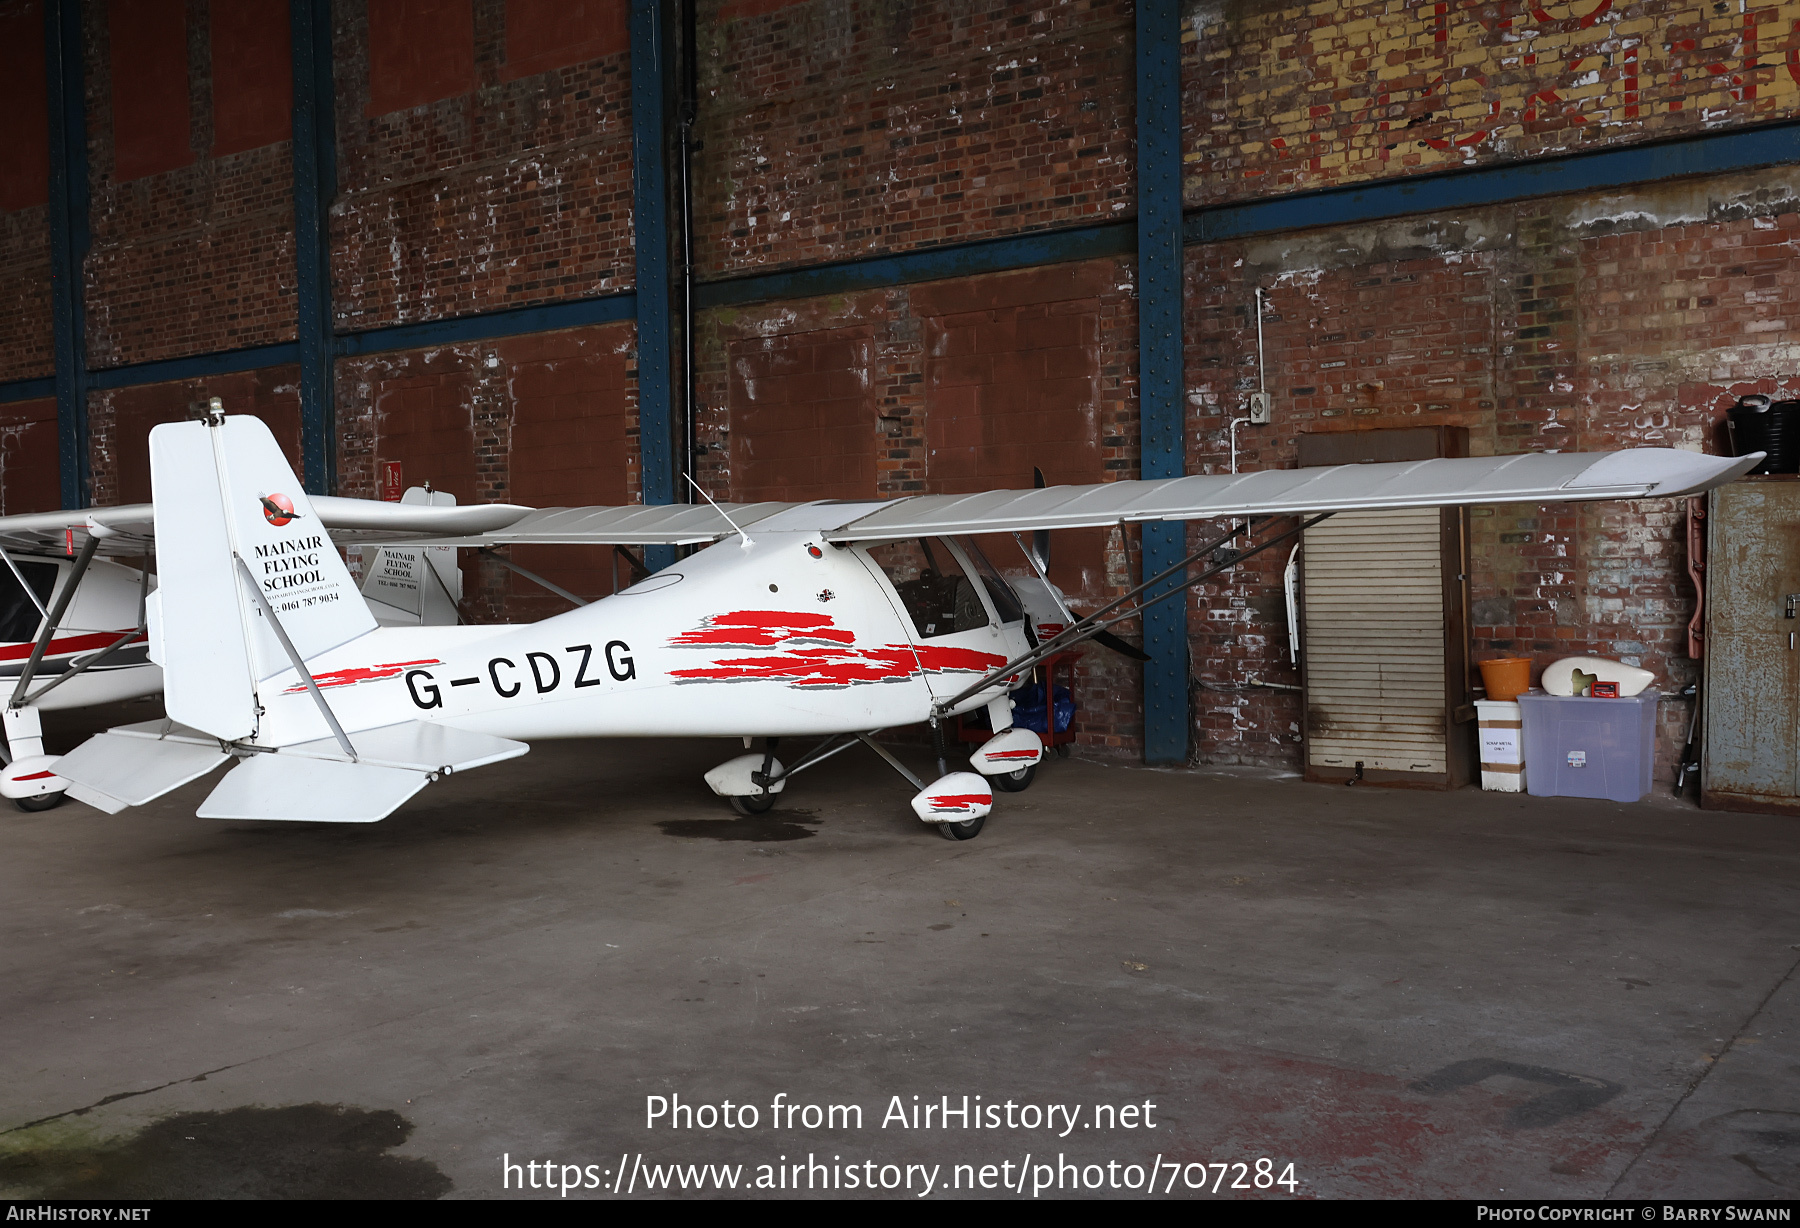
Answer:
[0, 560, 56, 644]
[863, 538, 991, 639]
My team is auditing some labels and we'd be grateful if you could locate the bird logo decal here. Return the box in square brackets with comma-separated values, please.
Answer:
[259, 493, 299, 527]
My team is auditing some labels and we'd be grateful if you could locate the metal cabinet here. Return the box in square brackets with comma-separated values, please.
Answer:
[1704, 477, 1800, 814]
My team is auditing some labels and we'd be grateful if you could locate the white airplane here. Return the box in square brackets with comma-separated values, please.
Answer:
[0, 407, 1757, 839]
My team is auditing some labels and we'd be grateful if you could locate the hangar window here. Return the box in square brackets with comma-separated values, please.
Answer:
[0, 560, 55, 644]
[864, 538, 992, 640]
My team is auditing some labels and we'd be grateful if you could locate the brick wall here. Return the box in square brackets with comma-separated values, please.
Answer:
[83, 0, 297, 369]
[330, 0, 634, 333]
[0, 206, 52, 382]
[1182, 0, 1800, 204]
[695, 0, 1136, 275]
[0, 397, 60, 515]
[0, 0, 52, 381]
[1184, 165, 1800, 777]
[334, 320, 637, 620]
[87, 365, 303, 506]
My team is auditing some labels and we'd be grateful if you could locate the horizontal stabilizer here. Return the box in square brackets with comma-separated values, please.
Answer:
[197, 755, 431, 823]
[278, 721, 528, 773]
[57, 720, 229, 814]
[195, 722, 527, 823]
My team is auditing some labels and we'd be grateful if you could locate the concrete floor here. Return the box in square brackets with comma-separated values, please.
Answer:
[3, 703, 1799, 1200]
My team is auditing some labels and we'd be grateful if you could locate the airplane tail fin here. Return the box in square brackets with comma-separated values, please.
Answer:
[359, 486, 463, 626]
[149, 412, 376, 742]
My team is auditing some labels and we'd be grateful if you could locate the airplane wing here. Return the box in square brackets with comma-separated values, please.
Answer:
[385, 500, 805, 547]
[0, 496, 540, 557]
[819, 448, 1756, 541]
[349, 446, 1759, 546]
[0, 447, 1750, 558]
[0, 505, 159, 557]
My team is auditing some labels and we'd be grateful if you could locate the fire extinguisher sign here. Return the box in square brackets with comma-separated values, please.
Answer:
[382, 461, 404, 502]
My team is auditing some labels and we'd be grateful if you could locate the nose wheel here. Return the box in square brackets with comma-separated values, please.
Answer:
[988, 763, 1036, 792]
[729, 791, 775, 816]
[937, 813, 986, 841]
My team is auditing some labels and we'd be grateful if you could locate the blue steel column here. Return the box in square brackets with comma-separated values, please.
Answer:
[630, 0, 676, 570]
[292, 0, 337, 495]
[45, 0, 90, 509]
[1136, 0, 1188, 764]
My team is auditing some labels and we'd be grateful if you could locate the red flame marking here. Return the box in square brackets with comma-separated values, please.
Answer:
[283, 658, 443, 694]
[0, 630, 143, 662]
[668, 612, 1009, 689]
[671, 609, 854, 648]
[928, 794, 990, 812]
[670, 642, 1007, 689]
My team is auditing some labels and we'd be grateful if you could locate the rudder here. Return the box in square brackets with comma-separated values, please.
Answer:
[149, 413, 375, 741]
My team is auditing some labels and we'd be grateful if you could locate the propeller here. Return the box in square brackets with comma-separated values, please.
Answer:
[1092, 627, 1152, 661]
[1029, 466, 1150, 662]
[1031, 467, 1050, 573]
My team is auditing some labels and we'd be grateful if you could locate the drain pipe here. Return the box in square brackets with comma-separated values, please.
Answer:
[676, 0, 699, 501]
[1229, 287, 1273, 473]
[1228, 414, 1253, 473]
[1283, 541, 1301, 662]
[1255, 285, 1268, 398]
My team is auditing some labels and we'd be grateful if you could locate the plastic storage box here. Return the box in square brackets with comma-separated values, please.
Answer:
[1517, 690, 1659, 803]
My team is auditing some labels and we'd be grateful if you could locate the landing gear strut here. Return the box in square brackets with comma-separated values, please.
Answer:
[732, 738, 780, 814]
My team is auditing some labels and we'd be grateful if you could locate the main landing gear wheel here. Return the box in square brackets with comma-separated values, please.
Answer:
[730, 792, 776, 816]
[15, 792, 65, 813]
[990, 763, 1036, 793]
[937, 814, 986, 841]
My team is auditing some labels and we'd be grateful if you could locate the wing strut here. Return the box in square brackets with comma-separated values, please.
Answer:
[18, 553, 153, 708]
[745, 728, 926, 792]
[479, 548, 591, 608]
[9, 533, 100, 710]
[1011, 528, 1150, 662]
[933, 511, 1335, 718]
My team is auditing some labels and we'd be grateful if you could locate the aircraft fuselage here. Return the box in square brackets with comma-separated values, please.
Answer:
[238, 529, 1033, 749]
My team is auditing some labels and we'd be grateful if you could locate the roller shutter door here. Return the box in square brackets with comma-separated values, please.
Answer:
[1303, 507, 1447, 775]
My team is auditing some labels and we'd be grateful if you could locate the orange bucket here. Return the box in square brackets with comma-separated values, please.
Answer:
[1478, 657, 1532, 702]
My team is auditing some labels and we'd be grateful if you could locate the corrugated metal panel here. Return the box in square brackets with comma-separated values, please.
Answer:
[1305, 507, 1447, 774]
